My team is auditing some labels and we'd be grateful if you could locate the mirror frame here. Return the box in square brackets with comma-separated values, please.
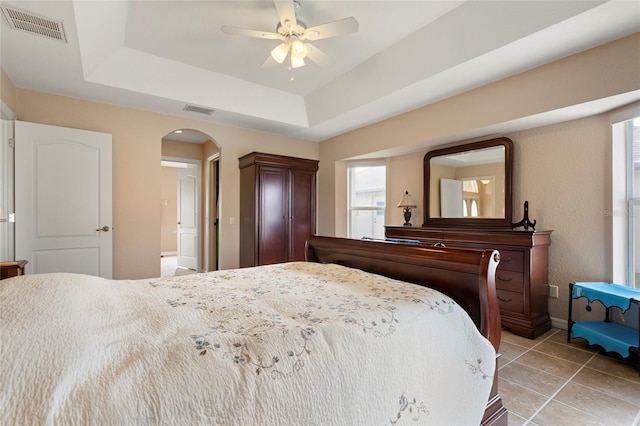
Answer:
[423, 137, 513, 229]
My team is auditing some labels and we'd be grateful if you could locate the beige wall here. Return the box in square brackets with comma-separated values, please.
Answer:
[319, 34, 640, 323]
[508, 115, 612, 322]
[0, 68, 16, 116]
[8, 88, 318, 278]
[319, 33, 640, 236]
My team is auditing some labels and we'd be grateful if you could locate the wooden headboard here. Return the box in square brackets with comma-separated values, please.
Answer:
[305, 235, 502, 352]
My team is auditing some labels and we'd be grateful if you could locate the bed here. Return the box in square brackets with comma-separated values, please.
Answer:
[0, 236, 507, 425]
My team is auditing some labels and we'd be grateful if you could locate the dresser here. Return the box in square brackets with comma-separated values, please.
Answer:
[239, 152, 319, 268]
[385, 226, 552, 338]
[0, 260, 28, 279]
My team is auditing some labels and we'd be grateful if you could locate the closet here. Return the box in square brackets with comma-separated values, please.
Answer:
[239, 152, 318, 267]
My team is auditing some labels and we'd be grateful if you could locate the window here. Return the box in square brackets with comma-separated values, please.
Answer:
[347, 162, 386, 239]
[612, 114, 640, 288]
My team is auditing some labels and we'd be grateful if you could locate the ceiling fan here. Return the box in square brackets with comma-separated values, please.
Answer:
[221, 0, 359, 69]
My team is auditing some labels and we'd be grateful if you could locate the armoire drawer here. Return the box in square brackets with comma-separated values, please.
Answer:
[495, 270, 525, 292]
[497, 249, 524, 273]
[496, 289, 524, 314]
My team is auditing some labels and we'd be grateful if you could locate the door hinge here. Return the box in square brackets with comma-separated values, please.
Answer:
[8, 212, 15, 222]
[8, 138, 14, 148]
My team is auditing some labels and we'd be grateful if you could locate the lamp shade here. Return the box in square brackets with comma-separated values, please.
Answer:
[397, 191, 417, 208]
[271, 43, 290, 64]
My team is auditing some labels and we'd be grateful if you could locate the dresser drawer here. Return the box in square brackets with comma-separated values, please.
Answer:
[495, 270, 524, 292]
[496, 289, 524, 314]
[497, 250, 524, 273]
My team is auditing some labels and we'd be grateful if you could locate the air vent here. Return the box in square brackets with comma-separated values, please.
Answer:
[183, 105, 215, 115]
[1, 5, 67, 43]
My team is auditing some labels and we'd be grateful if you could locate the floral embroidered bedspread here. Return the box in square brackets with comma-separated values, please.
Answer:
[0, 262, 495, 425]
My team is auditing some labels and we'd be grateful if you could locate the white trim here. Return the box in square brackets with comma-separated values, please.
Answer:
[346, 159, 386, 168]
[161, 251, 177, 257]
[550, 316, 568, 330]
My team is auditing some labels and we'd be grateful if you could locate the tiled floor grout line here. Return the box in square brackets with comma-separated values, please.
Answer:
[522, 349, 601, 425]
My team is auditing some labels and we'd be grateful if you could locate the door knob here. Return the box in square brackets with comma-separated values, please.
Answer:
[96, 226, 110, 232]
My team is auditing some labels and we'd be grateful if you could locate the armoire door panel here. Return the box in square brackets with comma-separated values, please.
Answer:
[289, 170, 316, 261]
[259, 168, 288, 265]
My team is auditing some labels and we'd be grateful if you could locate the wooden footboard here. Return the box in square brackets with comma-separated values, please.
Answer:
[305, 236, 508, 425]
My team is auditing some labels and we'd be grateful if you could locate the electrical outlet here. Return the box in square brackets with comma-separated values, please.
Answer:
[549, 285, 559, 298]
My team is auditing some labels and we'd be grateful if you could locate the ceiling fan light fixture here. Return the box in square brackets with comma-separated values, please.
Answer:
[271, 42, 289, 64]
[290, 39, 307, 57]
[290, 51, 305, 68]
[222, 0, 360, 69]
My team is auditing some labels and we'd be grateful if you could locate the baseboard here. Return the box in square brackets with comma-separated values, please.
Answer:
[161, 251, 177, 257]
[551, 316, 568, 330]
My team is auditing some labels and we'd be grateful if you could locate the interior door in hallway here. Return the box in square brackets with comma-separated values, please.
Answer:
[15, 121, 112, 277]
[177, 164, 198, 270]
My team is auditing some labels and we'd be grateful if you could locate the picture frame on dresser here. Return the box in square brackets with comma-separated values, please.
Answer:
[386, 137, 552, 339]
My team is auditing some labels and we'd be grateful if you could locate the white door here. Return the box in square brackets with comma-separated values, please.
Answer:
[177, 165, 198, 270]
[15, 121, 112, 277]
[0, 120, 15, 261]
[440, 178, 464, 218]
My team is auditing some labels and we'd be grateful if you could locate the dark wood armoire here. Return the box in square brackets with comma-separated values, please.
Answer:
[239, 152, 318, 268]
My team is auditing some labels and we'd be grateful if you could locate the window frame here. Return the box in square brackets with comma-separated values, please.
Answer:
[347, 160, 386, 239]
[626, 119, 639, 287]
[611, 106, 640, 288]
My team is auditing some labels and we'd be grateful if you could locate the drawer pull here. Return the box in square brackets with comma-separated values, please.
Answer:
[497, 296, 512, 302]
[497, 276, 513, 282]
[501, 257, 512, 263]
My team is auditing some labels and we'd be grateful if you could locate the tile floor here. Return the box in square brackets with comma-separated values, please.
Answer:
[498, 327, 640, 425]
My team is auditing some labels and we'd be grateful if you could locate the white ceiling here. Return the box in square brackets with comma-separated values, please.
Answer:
[1, 1, 639, 143]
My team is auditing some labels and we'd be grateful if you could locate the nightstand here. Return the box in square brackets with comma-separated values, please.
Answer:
[0, 260, 28, 279]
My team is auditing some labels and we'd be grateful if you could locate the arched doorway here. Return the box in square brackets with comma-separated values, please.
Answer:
[160, 129, 220, 276]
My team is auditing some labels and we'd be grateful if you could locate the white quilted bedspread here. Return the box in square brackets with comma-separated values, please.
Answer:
[0, 262, 495, 425]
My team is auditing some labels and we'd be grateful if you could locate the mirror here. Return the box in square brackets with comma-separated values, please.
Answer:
[423, 137, 513, 228]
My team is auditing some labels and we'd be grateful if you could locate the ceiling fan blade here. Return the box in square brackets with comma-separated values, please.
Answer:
[305, 44, 335, 68]
[273, 0, 297, 31]
[303, 17, 359, 41]
[221, 26, 280, 40]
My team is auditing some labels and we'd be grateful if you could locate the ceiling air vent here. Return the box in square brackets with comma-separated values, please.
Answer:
[183, 105, 215, 115]
[1, 5, 67, 43]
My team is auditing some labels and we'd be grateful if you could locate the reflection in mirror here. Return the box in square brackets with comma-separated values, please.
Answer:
[423, 137, 513, 228]
[431, 145, 505, 218]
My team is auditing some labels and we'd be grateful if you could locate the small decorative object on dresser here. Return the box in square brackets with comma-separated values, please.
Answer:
[511, 201, 537, 230]
[0, 260, 28, 280]
[397, 190, 417, 226]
